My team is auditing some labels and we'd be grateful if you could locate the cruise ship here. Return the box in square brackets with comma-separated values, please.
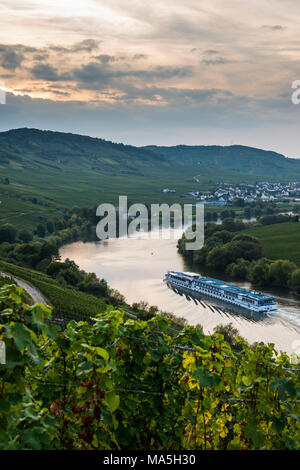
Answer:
[165, 271, 277, 313]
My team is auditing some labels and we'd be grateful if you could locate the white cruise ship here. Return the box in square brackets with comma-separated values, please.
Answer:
[165, 271, 277, 313]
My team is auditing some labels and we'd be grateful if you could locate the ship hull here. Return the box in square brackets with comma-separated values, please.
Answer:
[165, 273, 277, 315]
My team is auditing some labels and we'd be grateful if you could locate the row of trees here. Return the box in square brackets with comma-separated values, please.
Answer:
[205, 200, 299, 224]
[46, 258, 109, 298]
[259, 214, 299, 225]
[0, 206, 98, 270]
[227, 258, 300, 292]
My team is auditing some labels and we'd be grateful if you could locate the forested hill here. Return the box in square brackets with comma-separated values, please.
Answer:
[0, 128, 165, 171]
[145, 144, 300, 178]
[1, 127, 300, 179]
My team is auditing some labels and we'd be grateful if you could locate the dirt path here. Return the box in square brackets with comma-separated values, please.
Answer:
[0, 271, 52, 306]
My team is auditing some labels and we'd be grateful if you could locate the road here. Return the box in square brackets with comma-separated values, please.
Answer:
[0, 271, 52, 305]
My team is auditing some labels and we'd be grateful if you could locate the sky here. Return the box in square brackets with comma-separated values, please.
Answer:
[0, 0, 300, 156]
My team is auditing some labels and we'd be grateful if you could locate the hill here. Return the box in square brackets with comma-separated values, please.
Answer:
[0, 128, 166, 172]
[242, 222, 300, 266]
[1, 128, 300, 230]
[145, 144, 300, 178]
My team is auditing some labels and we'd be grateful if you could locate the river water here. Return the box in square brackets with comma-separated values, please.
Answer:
[60, 228, 300, 355]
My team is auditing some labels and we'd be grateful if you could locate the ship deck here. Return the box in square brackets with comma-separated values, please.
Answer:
[168, 271, 274, 303]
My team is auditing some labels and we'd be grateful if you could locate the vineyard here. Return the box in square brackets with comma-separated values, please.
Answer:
[0, 283, 299, 450]
[0, 260, 107, 322]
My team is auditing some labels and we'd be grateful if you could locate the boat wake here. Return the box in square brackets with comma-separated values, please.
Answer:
[270, 308, 300, 330]
[166, 279, 300, 332]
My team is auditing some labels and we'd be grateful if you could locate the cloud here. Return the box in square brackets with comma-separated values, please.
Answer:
[31, 64, 72, 82]
[72, 62, 193, 88]
[204, 50, 219, 55]
[0, 44, 36, 71]
[201, 56, 234, 66]
[261, 25, 285, 31]
[70, 39, 100, 52]
[132, 54, 148, 60]
[95, 54, 116, 64]
[1, 1, 300, 156]
[49, 39, 101, 54]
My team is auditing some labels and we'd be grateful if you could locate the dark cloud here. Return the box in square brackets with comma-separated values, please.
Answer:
[204, 49, 219, 55]
[117, 85, 233, 106]
[49, 39, 101, 54]
[49, 89, 71, 96]
[132, 54, 148, 60]
[94, 53, 148, 64]
[0, 44, 37, 71]
[261, 25, 285, 31]
[31, 64, 71, 82]
[0, 39, 101, 76]
[72, 62, 112, 86]
[201, 56, 233, 66]
[0, 49, 23, 70]
[0, 40, 98, 74]
[33, 53, 50, 61]
[0, 73, 15, 79]
[95, 55, 117, 64]
[72, 62, 193, 88]
[126, 65, 192, 80]
[71, 39, 100, 52]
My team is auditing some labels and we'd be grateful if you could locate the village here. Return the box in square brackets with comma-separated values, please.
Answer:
[162, 181, 300, 205]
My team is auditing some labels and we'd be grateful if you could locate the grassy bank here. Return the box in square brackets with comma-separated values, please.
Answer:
[243, 222, 300, 266]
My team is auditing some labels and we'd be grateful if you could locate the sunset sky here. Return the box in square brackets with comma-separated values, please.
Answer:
[0, 0, 300, 156]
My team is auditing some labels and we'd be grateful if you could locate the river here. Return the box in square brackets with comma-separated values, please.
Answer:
[60, 228, 300, 355]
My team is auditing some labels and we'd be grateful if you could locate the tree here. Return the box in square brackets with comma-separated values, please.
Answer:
[227, 239, 263, 263]
[234, 198, 245, 207]
[0, 224, 17, 243]
[289, 268, 300, 293]
[213, 323, 242, 351]
[268, 259, 297, 288]
[39, 242, 59, 261]
[221, 218, 245, 232]
[232, 234, 259, 243]
[249, 258, 271, 286]
[213, 230, 233, 244]
[36, 223, 46, 237]
[243, 207, 252, 219]
[206, 246, 230, 270]
[19, 229, 33, 243]
[221, 217, 235, 231]
[227, 258, 251, 280]
[254, 207, 263, 217]
[46, 221, 55, 233]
